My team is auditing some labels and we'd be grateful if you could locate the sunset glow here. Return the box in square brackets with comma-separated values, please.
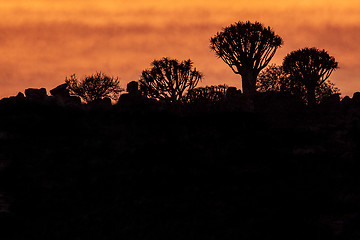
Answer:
[1, 0, 360, 97]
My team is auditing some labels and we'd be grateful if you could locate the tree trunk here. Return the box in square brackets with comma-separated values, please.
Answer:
[241, 71, 257, 110]
[306, 86, 316, 107]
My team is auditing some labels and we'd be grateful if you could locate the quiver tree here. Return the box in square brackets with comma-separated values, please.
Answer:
[283, 48, 339, 106]
[210, 21, 283, 101]
[65, 72, 123, 103]
[139, 58, 203, 102]
[257, 64, 340, 104]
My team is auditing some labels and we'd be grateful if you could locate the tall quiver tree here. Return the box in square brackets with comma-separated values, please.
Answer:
[283, 47, 338, 106]
[210, 21, 283, 104]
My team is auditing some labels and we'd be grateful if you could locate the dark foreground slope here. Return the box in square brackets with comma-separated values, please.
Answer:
[1, 101, 360, 239]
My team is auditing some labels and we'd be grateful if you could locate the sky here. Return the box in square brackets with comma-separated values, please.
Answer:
[1, 0, 360, 98]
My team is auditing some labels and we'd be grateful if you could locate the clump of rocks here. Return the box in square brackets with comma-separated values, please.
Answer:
[49, 84, 81, 106]
[24, 88, 47, 101]
[0, 84, 81, 106]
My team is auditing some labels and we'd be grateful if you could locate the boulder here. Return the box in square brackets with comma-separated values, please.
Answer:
[16, 92, 25, 99]
[24, 88, 47, 100]
[341, 96, 351, 105]
[352, 92, 360, 104]
[50, 84, 70, 97]
[117, 81, 147, 108]
[225, 87, 241, 98]
[49, 84, 82, 106]
[126, 81, 139, 94]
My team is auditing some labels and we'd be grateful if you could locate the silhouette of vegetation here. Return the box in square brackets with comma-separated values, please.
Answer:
[139, 58, 203, 103]
[257, 64, 340, 104]
[283, 48, 339, 106]
[65, 72, 123, 103]
[4, 19, 360, 240]
[210, 21, 283, 103]
[186, 85, 228, 103]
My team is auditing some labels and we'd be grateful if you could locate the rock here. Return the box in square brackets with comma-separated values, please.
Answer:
[16, 92, 25, 99]
[49, 83, 84, 106]
[225, 87, 241, 98]
[117, 81, 148, 109]
[352, 92, 360, 104]
[0, 92, 26, 104]
[126, 81, 139, 94]
[49, 84, 80, 106]
[50, 84, 70, 97]
[24, 88, 47, 100]
[341, 96, 351, 104]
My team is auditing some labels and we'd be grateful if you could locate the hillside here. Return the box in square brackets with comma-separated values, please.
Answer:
[0, 99, 360, 239]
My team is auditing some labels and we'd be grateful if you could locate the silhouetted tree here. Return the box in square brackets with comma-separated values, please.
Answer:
[65, 72, 123, 103]
[210, 21, 283, 103]
[257, 65, 298, 93]
[139, 58, 203, 102]
[257, 64, 340, 104]
[283, 48, 338, 106]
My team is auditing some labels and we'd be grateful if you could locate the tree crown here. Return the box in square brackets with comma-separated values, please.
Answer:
[65, 72, 122, 103]
[283, 47, 339, 88]
[139, 57, 203, 102]
[210, 21, 283, 75]
[257, 64, 340, 104]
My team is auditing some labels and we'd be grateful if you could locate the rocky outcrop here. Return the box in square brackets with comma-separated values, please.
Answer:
[24, 88, 47, 101]
[50, 84, 70, 98]
[0, 92, 26, 104]
[117, 81, 152, 111]
[50, 84, 81, 106]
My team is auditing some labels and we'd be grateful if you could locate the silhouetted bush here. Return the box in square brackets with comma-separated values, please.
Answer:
[257, 64, 340, 104]
[65, 72, 123, 103]
[139, 58, 203, 103]
[185, 85, 228, 104]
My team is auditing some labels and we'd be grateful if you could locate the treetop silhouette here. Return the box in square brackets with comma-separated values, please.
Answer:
[257, 64, 340, 104]
[65, 72, 123, 103]
[186, 85, 228, 103]
[210, 21, 283, 101]
[283, 47, 338, 106]
[139, 57, 203, 102]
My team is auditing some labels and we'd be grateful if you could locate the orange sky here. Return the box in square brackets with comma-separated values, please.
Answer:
[1, 0, 360, 98]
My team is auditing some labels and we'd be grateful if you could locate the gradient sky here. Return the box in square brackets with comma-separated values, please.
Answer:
[1, 0, 359, 98]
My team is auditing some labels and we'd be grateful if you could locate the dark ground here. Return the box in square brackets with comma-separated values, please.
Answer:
[1, 100, 360, 239]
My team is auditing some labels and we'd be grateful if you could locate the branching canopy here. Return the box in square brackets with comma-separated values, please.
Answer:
[210, 21, 283, 75]
[257, 64, 340, 104]
[139, 58, 203, 102]
[65, 72, 122, 103]
[257, 65, 293, 93]
[283, 48, 339, 89]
